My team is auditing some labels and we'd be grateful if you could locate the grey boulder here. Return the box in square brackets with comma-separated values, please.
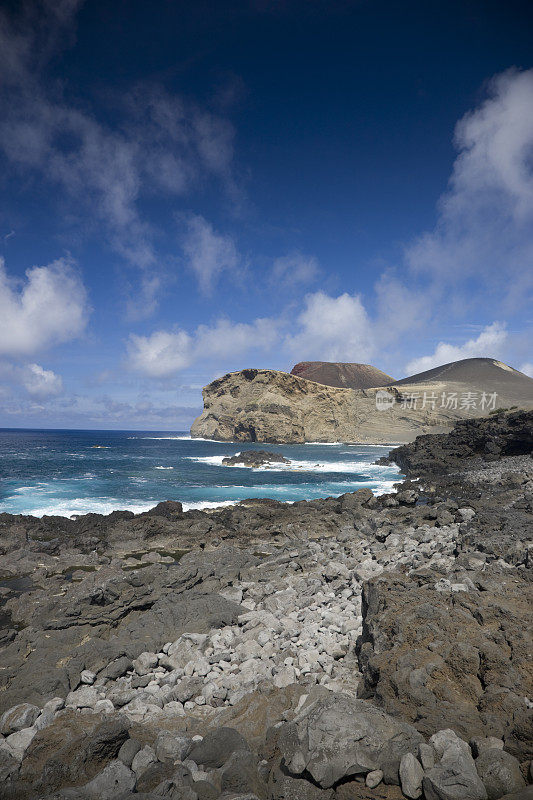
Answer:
[497, 789, 533, 800]
[118, 738, 142, 767]
[79, 759, 136, 799]
[278, 693, 423, 788]
[470, 738, 505, 758]
[155, 731, 193, 763]
[399, 752, 424, 798]
[475, 749, 526, 800]
[188, 727, 250, 769]
[0, 747, 19, 783]
[5, 726, 38, 760]
[153, 763, 197, 800]
[131, 744, 157, 776]
[423, 729, 488, 800]
[0, 703, 41, 735]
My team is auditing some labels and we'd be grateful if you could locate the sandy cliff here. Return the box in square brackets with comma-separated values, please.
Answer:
[190, 359, 533, 444]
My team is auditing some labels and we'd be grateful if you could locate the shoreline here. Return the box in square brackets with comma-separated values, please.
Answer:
[2, 469, 402, 522]
[0, 439, 402, 519]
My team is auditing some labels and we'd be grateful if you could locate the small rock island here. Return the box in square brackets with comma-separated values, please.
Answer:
[221, 450, 290, 467]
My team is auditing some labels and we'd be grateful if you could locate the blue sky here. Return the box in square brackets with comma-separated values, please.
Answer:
[0, 0, 532, 429]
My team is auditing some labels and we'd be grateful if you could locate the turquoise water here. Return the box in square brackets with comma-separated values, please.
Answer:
[0, 429, 401, 517]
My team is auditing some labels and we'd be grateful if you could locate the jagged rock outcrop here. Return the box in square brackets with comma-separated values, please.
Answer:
[190, 361, 533, 444]
[382, 409, 533, 476]
[290, 361, 396, 389]
[222, 450, 290, 467]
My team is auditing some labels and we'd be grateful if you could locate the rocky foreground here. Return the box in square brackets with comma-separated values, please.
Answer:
[0, 411, 532, 799]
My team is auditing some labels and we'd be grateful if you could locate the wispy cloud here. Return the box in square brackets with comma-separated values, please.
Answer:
[0, 361, 64, 399]
[271, 252, 320, 288]
[22, 363, 63, 397]
[0, 2, 239, 314]
[406, 68, 533, 309]
[181, 214, 240, 295]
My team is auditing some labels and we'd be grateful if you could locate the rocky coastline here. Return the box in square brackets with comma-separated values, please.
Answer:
[0, 410, 531, 799]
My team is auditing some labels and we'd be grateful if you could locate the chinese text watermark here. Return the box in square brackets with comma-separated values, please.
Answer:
[375, 389, 498, 412]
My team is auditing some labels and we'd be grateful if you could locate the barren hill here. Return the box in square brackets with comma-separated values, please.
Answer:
[290, 361, 395, 389]
[393, 357, 532, 406]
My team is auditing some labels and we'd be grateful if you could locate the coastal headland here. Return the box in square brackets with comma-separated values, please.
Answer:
[190, 358, 533, 444]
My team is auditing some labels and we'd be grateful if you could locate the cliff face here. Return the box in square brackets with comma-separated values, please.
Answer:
[191, 359, 533, 444]
[290, 361, 396, 389]
[190, 368, 463, 443]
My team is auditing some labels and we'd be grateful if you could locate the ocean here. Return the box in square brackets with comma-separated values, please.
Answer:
[0, 428, 402, 517]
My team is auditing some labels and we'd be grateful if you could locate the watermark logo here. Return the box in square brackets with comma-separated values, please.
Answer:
[375, 389, 498, 412]
[375, 390, 396, 411]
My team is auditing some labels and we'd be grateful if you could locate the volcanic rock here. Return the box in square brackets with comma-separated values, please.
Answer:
[222, 450, 290, 467]
[191, 360, 533, 444]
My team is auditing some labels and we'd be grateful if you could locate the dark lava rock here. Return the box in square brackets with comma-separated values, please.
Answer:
[0, 554, 247, 710]
[384, 410, 533, 477]
[222, 449, 290, 467]
[475, 748, 526, 799]
[188, 726, 251, 768]
[19, 712, 129, 794]
[356, 567, 532, 759]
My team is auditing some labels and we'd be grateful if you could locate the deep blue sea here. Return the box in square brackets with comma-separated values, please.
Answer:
[0, 429, 402, 518]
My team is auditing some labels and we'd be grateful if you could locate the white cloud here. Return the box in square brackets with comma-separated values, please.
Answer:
[271, 252, 319, 288]
[22, 363, 63, 397]
[0, 257, 89, 357]
[127, 330, 193, 378]
[182, 215, 240, 294]
[128, 316, 280, 378]
[405, 322, 508, 375]
[406, 69, 533, 305]
[0, 360, 64, 399]
[520, 362, 533, 378]
[285, 291, 375, 362]
[194, 317, 279, 358]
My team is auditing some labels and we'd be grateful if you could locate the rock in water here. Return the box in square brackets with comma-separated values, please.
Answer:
[222, 450, 290, 467]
